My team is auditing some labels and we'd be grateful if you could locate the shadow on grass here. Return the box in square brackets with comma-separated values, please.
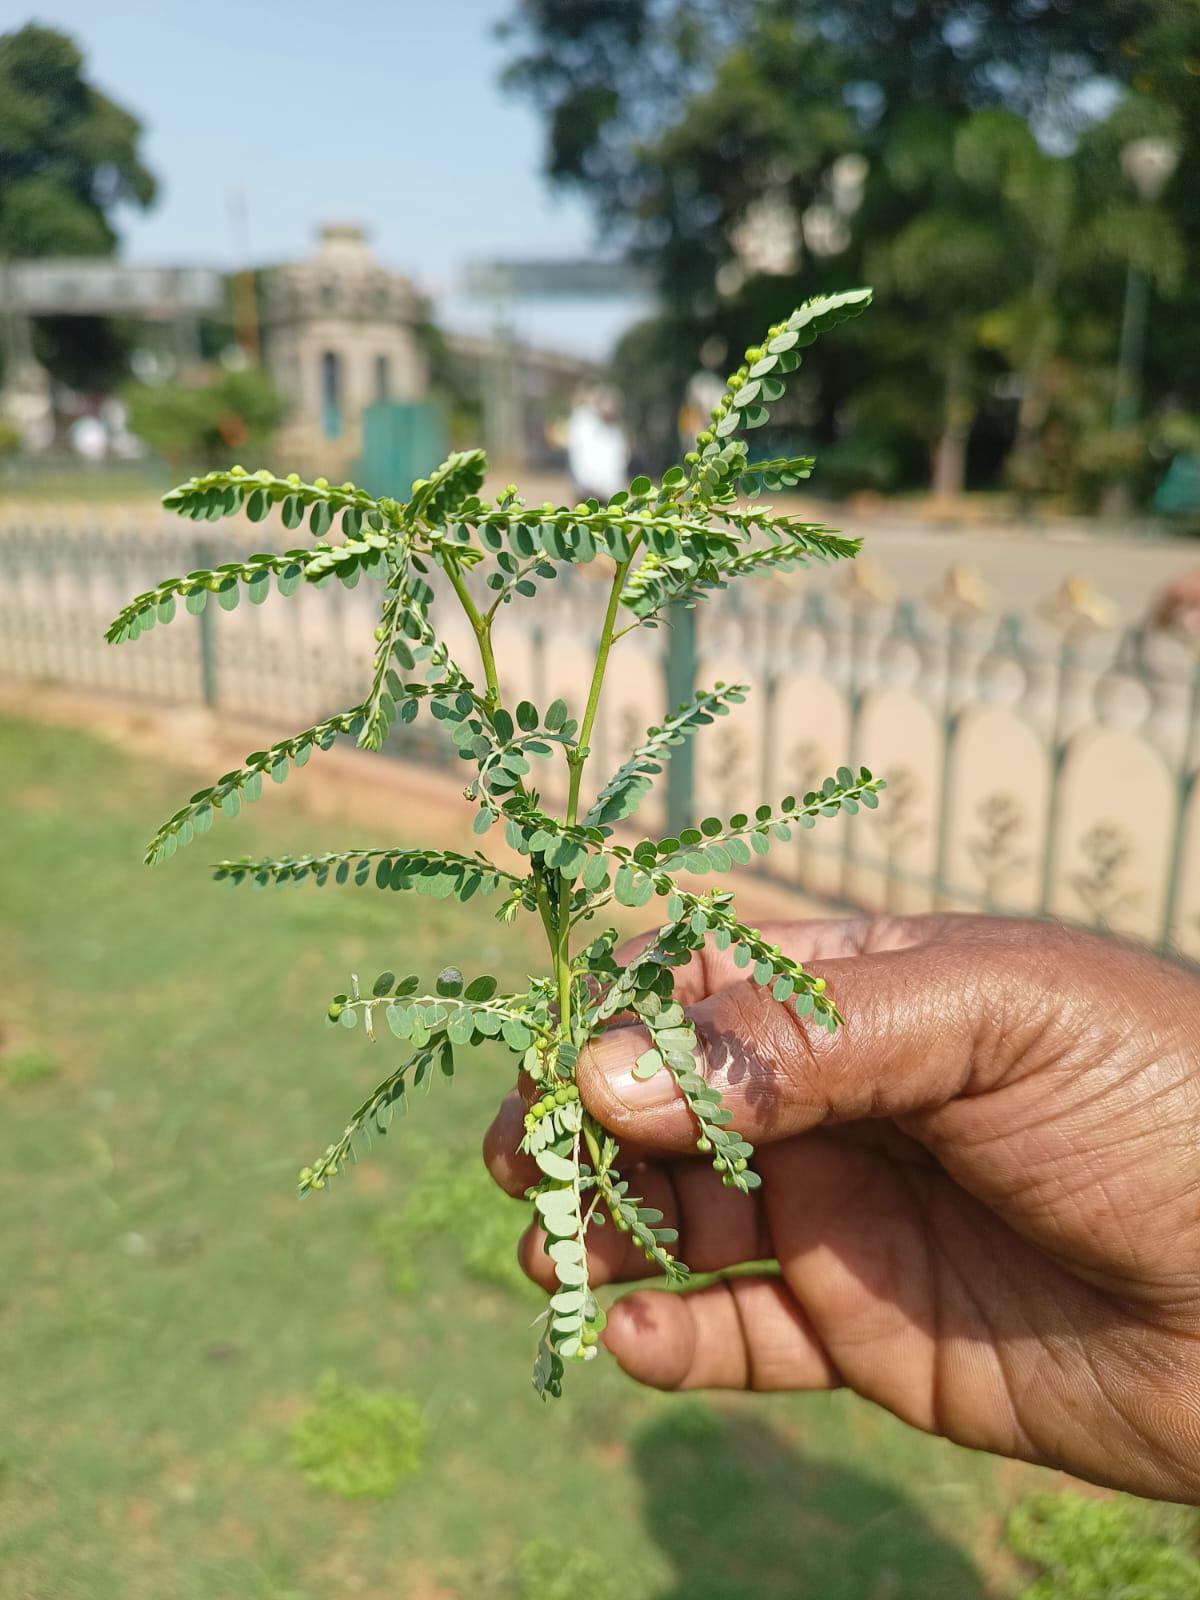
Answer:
[631, 1405, 990, 1600]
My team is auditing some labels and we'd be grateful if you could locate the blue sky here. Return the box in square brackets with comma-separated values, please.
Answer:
[17, 0, 647, 354]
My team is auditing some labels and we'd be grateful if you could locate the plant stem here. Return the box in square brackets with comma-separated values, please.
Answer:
[439, 553, 558, 953]
[442, 557, 501, 710]
[442, 537, 643, 1055]
[554, 539, 643, 1038]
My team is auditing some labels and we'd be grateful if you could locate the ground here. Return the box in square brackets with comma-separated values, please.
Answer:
[0, 712, 1195, 1600]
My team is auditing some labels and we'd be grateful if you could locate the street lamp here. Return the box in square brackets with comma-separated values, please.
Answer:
[1112, 136, 1178, 432]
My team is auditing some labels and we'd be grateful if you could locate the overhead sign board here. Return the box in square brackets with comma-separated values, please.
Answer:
[464, 258, 653, 299]
[0, 261, 224, 316]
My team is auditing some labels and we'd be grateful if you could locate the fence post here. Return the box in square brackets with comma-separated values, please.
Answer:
[664, 602, 697, 836]
[194, 539, 219, 709]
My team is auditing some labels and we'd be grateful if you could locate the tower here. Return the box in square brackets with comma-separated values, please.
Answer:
[262, 223, 427, 475]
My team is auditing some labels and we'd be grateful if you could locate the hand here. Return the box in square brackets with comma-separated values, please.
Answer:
[483, 914, 1200, 1502]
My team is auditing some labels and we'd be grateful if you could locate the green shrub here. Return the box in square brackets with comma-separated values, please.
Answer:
[289, 1372, 424, 1498]
[513, 1538, 643, 1600]
[0, 1046, 58, 1087]
[374, 1153, 531, 1296]
[122, 366, 283, 470]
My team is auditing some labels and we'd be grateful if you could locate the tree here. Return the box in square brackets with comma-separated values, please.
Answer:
[503, 1, 1196, 502]
[122, 368, 283, 470]
[0, 24, 157, 392]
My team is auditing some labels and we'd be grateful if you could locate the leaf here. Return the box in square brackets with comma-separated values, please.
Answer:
[633, 1048, 664, 1081]
[551, 1259, 587, 1285]
[535, 1151, 577, 1181]
[464, 975, 497, 1002]
[585, 683, 749, 828]
[502, 1018, 533, 1051]
[544, 698, 568, 731]
[614, 864, 654, 908]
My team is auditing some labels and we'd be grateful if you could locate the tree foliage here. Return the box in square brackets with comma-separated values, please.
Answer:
[121, 368, 284, 471]
[108, 298, 884, 1396]
[502, 1, 1196, 504]
[0, 24, 157, 392]
[0, 24, 156, 257]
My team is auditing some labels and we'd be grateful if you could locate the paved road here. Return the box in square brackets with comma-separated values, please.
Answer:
[829, 516, 1197, 622]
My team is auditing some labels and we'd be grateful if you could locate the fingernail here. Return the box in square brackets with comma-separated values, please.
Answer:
[586, 1030, 680, 1109]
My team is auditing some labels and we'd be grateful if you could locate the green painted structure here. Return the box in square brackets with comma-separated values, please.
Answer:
[355, 402, 447, 500]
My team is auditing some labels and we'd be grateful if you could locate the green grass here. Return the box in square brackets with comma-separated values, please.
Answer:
[0, 712, 1193, 1599]
[0, 462, 172, 503]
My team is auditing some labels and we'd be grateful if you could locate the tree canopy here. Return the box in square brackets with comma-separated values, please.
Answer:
[502, 1, 1197, 505]
[0, 24, 156, 257]
[0, 24, 157, 394]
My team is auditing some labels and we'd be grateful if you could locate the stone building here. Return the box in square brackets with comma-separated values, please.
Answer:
[261, 223, 427, 475]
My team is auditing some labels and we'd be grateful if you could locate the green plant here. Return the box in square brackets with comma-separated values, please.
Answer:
[511, 1537, 645, 1600]
[105, 290, 882, 1397]
[0, 1044, 58, 1087]
[122, 366, 283, 469]
[1007, 1491, 1200, 1599]
[374, 1147, 533, 1295]
[289, 1372, 424, 1497]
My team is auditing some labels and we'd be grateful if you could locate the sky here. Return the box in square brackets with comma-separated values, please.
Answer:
[14, 0, 649, 355]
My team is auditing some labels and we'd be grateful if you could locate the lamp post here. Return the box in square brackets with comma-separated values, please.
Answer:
[1112, 136, 1178, 432]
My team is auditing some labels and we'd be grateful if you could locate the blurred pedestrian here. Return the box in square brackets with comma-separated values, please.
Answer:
[566, 386, 628, 504]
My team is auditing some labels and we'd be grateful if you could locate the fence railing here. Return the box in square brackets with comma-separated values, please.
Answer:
[2, 522, 1198, 958]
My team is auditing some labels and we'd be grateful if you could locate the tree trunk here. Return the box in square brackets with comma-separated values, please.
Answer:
[931, 346, 973, 499]
[1009, 252, 1058, 506]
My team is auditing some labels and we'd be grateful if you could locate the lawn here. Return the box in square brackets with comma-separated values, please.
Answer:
[0, 712, 1193, 1599]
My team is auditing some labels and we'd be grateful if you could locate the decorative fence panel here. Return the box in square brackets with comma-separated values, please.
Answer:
[2, 523, 1197, 958]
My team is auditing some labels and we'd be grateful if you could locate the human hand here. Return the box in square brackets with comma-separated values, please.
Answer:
[483, 914, 1200, 1501]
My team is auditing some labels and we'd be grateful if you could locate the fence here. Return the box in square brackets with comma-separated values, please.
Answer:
[2, 520, 1198, 959]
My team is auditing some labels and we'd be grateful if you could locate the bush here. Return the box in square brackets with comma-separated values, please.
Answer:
[289, 1372, 424, 1498]
[374, 1150, 532, 1296]
[122, 366, 283, 470]
[513, 1538, 643, 1600]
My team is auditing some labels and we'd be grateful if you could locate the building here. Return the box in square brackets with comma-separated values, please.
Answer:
[261, 223, 428, 476]
[441, 329, 598, 471]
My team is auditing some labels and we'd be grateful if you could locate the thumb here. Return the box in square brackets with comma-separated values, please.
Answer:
[577, 921, 1023, 1153]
